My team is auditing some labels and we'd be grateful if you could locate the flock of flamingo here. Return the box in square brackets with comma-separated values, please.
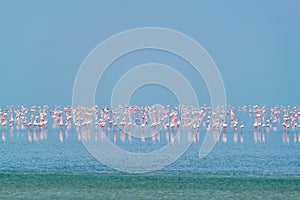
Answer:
[0, 104, 300, 145]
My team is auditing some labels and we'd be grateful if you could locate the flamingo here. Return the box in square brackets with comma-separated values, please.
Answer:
[240, 122, 245, 130]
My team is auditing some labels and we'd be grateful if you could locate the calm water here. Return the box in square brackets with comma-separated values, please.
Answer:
[1, 128, 300, 199]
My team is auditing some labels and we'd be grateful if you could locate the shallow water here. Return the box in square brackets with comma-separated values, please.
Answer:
[1, 171, 299, 199]
[0, 128, 300, 199]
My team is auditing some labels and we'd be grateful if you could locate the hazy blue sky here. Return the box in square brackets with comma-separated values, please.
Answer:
[0, 0, 299, 107]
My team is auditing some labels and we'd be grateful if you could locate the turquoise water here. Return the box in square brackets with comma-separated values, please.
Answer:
[1, 171, 299, 199]
[1, 129, 300, 199]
